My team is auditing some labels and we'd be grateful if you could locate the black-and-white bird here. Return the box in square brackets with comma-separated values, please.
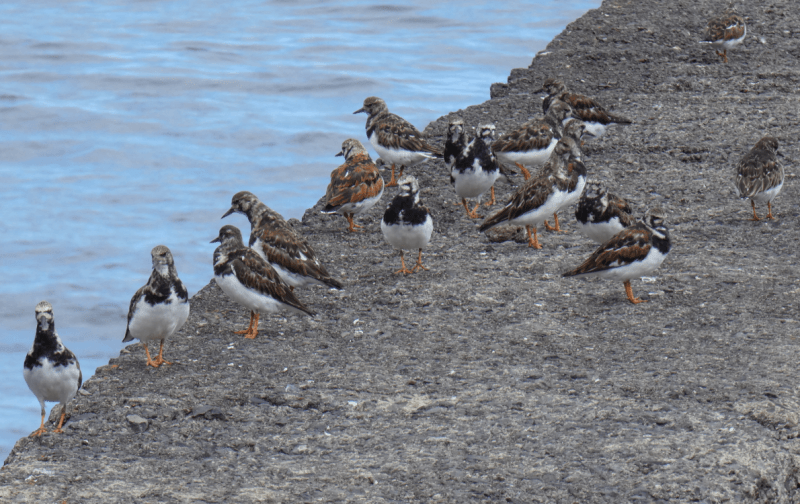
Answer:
[381, 175, 434, 274]
[123, 245, 190, 368]
[212, 225, 315, 339]
[563, 208, 671, 304]
[322, 139, 385, 232]
[23, 301, 82, 437]
[222, 191, 343, 290]
[540, 79, 631, 138]
[451, 123, 501, 218]
[444, 116, 468, 172]
[575, 182, 635, 243]
[354, 96, 442, 187]
[734, 136, 784, 221]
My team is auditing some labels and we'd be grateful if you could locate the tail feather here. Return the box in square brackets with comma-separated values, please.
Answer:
[479, 207, 511, 233]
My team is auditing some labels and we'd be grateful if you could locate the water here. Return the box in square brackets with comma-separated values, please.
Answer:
[0, 0, 599, 461]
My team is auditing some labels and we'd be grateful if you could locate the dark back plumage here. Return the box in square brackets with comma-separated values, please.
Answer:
[452, 123, 499, 177]
[323, 139, 383, 212]
[444, 117, 468, 169]
[541, 79, 631, 126]
[703, 13, 746, 43]
[575, 182, 634, 226]
[734, 136, 784, 199]
[354, 97, 442, 157]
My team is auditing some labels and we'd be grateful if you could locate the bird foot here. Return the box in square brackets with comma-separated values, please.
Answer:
[485, 187, 496, 207]
[29, 427, 47, 438]
[147, 356, 172, 368]
[624, 280, 648, 304]
[393, 267, 414, 275]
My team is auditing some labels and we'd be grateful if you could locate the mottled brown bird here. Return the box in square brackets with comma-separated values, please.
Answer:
[322, 139, 384, 232]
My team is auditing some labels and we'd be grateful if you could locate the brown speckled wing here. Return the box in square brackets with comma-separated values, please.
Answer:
[252, 222, 342, 289]
[564, 225, 652, 276]
[563, 93, 631, 125]
[232, 250, 315, 316]
[374, 113, 442, 155]
[325, 153, 384, 209]
[493, 120, 556, 154]
[704, 14, 745, 42]
[735, 150, 783, 198]
[480, 173, 557, 230]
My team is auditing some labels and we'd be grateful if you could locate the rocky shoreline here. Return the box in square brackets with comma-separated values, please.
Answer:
[3, 0, 800, 502]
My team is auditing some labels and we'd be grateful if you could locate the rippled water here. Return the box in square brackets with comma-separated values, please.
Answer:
[0, 0, 599, 461]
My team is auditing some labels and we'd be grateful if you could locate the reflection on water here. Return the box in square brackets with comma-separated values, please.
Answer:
[0, 0, 599, 461]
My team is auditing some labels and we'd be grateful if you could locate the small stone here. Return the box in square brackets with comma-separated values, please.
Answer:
[126, 414, 149, 433]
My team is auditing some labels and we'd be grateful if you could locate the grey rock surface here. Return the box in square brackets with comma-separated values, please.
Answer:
[3, 0, 800, 502]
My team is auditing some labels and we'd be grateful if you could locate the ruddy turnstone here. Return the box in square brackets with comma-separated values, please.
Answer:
[212, 225, 315, 339]
[701, 12, 746, 63]
[444, 116, 468, 171]
[734, 136, 784, 220]
[492, 100, 574, 181]
[381, 175, 433, 274]
[540, 79, 631, 138]
[322, 139, 385, 232]
[479, 137, 585, 249]
[354, 96, 442, 187]
[451, 123, 501, 218]
[575, 182, 635, 243]
[563, 208, 671, 304]
[23, 301, 82, 437]
[123, 245, 190, 368]
[222, 191, 343, 290]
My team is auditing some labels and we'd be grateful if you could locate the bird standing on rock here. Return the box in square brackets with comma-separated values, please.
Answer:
[212, 225, 315, 339]
[222, 191, 342, 290]
[539, 78, 631, 138]
[451, 123, 501, 218]
[701, 12, 746, 63]
[322, 139, 385, 232]
[354, 96, 442, 187]
[734, 136, 784, 220]
[23, 301, 82, 437]
[381, 175, 433, 274]
[123, 245, 190, 368]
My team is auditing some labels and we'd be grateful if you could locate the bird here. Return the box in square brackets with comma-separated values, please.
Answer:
[451, 123, 502, 218]
[23, 301, 82, 437]
[539, 79, 631, 138]
[492, 100, 575, 181]
[381, 175, 434, 274]
[575, 182, 635, 243]
[563, 118, 595, 147]
[321, 139, 385, 232]
[444, 116, 468, 171]
[701, 12, 746, 63]
[563, 208, 671, 304]
[353, 96, 442, 187]
[222, 191, 343, 290]
[545, 138, 588, 233]
[479, 137, 585, 249]
[734, 136, 784, 220]
[123, 245, 190, 368]
[212, 225, 315, 339]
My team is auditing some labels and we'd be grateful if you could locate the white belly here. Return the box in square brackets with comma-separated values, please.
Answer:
[582, 248, 668, 282]
[576, 217, 627, 244]
[369, 131, 432, 168]
[495, 139, 556, 168]
[333, 183, 384, 215]
[507, 189, 567, 228]
[24, 360, 81, 405]
[381, 216, 433, 251]
[251, 239, 323, 289]
[216, 272, 303, 316]
[127, 295, 190, 343]
[751, 180, 783, 204]
[452, 164, 500, 199]
[558, 176, 586, 211]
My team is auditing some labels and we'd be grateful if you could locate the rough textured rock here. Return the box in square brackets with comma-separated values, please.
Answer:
[3, 0, 799, 502]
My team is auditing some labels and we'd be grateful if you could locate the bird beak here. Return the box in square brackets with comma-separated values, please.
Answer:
[777, 150, 785, 158]
[353, 107, 366, 114]
[210, 237, 220, 243]
[221, 208, 235, 219]
[532, 86, 545, 94]
[335, 151, 343, 157]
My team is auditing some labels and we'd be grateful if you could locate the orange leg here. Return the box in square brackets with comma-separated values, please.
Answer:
[29, 412, 47, 437]
[243, 313, 260, 339]
[149, 339, 173, 367]
[515, 162, 531, 181]
[716, 49, 728, 63]
[624, 280, 647, 304]
[485, 187, 496, 207]
[53, 406, 67, 434]
[234, 311, 256, 335]
[411, 249, 429, 273]
[544, 213, 564, 232]
[461, 198, 483, 219]
[386, 164, 399, 187]
[766, 202, 776, 220]
[143, 343, 159, 368]
[393, 250, 413, 275]
[525, 225, 542, 249]
[345, 213, 363, 232]
[749, 200, 761, 221]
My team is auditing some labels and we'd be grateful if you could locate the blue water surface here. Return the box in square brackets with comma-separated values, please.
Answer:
[0, 0, 600, 462]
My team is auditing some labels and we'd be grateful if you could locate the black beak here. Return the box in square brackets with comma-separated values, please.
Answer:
[221, 208, 235, 219]
[210, 237, 220, 243]
[335, 151, 343, 157]
[777, 150, 785, 158]
[353, 107, 365, 114]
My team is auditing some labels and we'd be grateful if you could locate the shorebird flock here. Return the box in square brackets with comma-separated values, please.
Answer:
[23, 10, 784, 440]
